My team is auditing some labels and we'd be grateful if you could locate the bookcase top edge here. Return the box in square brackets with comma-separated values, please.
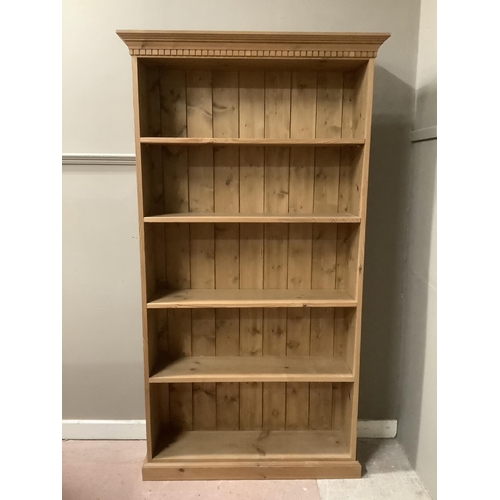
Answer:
[116, 30, 390, 57]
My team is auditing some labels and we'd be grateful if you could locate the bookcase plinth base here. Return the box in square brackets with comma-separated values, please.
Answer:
[142, 459, 362, 481]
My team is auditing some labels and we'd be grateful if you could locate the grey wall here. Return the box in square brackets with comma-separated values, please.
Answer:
[63, 162, 144, 418]
[62, 0, 421, 420]
[397, 0, 437, 497]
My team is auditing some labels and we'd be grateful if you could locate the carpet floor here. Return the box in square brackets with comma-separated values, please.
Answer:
[62, 438, 431, 499]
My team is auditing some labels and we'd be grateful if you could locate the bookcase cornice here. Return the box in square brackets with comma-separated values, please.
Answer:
[117, 30, 390, 58]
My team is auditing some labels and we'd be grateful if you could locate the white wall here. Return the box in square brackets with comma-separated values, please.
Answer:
[62, 0, 421, 420]
[397, 0, 437, 497]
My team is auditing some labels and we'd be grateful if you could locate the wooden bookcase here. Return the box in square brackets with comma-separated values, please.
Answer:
[118, 30, 389, 480]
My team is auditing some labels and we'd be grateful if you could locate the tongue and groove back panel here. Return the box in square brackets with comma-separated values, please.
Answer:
[140, 65, 363, 433]
[141, 65, 362, 461]
[118, 30, 389, 480]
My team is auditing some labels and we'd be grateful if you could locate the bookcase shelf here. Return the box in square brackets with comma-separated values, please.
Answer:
[140, 137, 365, 146]
[151, 429, 351, 462]
[119, 29, 389, 481]
[145, 428, 356, 479]
[147, 288, 357, 308]
[150, 356, 354, 383]
[144, 212, 361, 223]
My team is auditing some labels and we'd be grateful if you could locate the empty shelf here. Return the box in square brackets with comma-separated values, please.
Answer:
[150, 356, 354, 383]
[144, 213, 361, 223]
[153, 430, 350, 462]
[147, 289, 357, 308]
[140, 137, 365, 146]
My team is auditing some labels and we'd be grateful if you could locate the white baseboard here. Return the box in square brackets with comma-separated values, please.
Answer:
[357, 420, 397, 438]
[62, 420, 146, 440]
[62, 419, 397, 440]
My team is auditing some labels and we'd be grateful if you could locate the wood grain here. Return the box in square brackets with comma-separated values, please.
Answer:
[153, 429, 349, 461]
[212, 72, 241, 429]
[191, 309, 216, 430]
[308, 72, 344, 430]
[143, 460, 362, 480]
[345, 60, 376, 458]
[150, 356, 353, 382]
[140, 137, 364, 145]
[262, 310, 287, 429]
[168, 309, 193, 431]
[309, 309, 335, 429]
[160, 69, 187, 137]
[316, 71, 343, 139]
[238, 70, 265, 430]
[147, 288, 356, 308]
[162, 147, 188, 214]
[133, 58, 157, 461]
[215, 309, 240, 430]
[165, 224, 190, 289]
[145, 213, 360, 223]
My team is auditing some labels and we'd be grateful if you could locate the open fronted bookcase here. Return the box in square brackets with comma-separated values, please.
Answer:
[118, 30, 389, 480]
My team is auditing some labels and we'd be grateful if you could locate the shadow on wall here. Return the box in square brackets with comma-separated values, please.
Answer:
[359, 65, 414, 420]
[415, 79, 437, 131]
[398, 104, 437, 467]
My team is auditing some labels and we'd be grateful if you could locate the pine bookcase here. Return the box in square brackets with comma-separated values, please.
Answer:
[118, 30, 389, 481]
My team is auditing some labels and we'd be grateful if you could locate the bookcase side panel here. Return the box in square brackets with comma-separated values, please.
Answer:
[348, 58, 376, 458]
[133, 58, 160, 461]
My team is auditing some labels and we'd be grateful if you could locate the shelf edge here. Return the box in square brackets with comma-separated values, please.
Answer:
[139, 137, 365, 146]
[143, 213, 361, 223]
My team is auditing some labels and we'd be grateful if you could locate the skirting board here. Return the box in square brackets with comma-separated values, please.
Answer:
[62, 420, 397, 440]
